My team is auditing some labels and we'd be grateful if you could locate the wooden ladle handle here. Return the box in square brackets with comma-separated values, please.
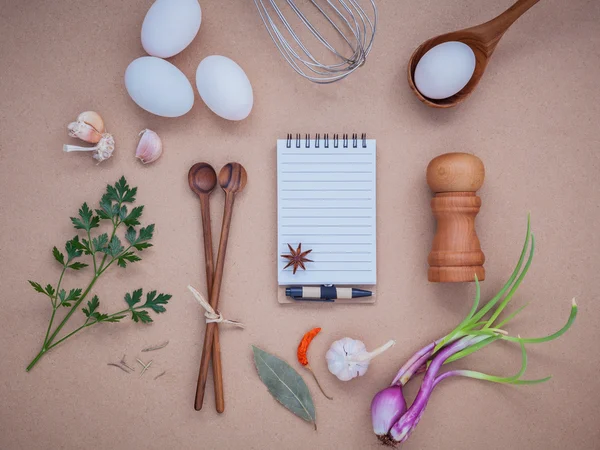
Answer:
[472, 0, 541, 45]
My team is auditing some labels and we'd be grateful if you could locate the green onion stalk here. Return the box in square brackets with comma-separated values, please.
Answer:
[370, 217, 578, 446]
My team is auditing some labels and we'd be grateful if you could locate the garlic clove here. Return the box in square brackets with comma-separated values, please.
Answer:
[77, 111, 105, 134]
[135, 129, 162, 164]
[67, 121, 103, 144]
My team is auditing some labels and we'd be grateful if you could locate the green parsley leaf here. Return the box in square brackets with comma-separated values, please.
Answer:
[125, 289, 143, 308]
[122, 187, 137, 203]
[45, 284, 56, 297]
[108, 177, 138, 204]
[134, 224, 155, 251]
[60, 288, 82, 307]
[95, 208, 112, 220]
[115, 177, 128, 196]
[28, 280, 45, 294]
[118, 205, 127, 221]
[125, 227, 137, 245]
[92, 233, 109, 252]
[143, 291, 171, 313]
[121, 181, 137, 203]
[81, 296, 123, 323]
[117, 251, 141, 268]
[106, 184, 120, 203]
[133, 242, 153, 251]
[65, 236, 84, 261]
[123, 206, 144, 227]
[106, 236, 124, 258]
[79, 238, 93, 255]
[68, 262, 89, 270]
[131, 310, 152, 323]
[96, 194, 114, 220]
[82, 295, 99, 317]
[52, 247, 65, 266]
[70, 203, 100, 231]
[138, 224, 155, 242]
[124, 224, 154, 251]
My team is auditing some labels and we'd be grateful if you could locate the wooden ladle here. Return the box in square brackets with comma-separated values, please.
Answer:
[195, 162, 247, 412]
[188, 162, 225, 412]
[408, 0, 540, 108]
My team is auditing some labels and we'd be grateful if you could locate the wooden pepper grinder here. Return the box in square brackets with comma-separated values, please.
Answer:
[426, 153, 485, 282]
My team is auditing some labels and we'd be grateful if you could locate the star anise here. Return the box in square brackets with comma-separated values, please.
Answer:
[282, 243, 313, 274]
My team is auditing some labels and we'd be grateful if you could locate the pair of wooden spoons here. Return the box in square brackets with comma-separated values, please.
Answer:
[188, 162, 247, 412]
[408, 0, 540, 108]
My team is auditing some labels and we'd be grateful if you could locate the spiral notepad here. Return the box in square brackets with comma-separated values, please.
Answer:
[277, 133, 377, 287]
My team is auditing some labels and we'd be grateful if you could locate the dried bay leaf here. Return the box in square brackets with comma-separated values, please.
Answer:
[251, 345, 317, 429]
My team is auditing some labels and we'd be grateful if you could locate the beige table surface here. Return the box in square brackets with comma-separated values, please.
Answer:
[1, 0, 599, 449]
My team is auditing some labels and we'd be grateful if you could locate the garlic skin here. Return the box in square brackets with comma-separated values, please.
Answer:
[67, 121, 103, 144]
[135, 129, 162, 164]
[326, 337, 395, 381]
[77, 111, 105, 133]
[63, 134, 115, 163]
[67, 111, 105, 143]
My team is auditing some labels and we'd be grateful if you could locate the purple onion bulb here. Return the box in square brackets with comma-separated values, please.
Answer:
[371, 385, 407, 437]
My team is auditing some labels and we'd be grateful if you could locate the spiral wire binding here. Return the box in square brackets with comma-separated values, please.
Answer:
[254, 0, 378, 84]
[286, 133, 367, 148]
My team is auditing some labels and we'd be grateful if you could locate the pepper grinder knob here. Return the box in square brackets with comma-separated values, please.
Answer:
[426, 153, 485, 283]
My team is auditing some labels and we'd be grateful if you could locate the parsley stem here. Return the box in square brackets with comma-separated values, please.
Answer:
[87, 229, 97, 272]
[40, 265, 67, 348]
[53, 266, 67, 308]
[46, 323, 92, 350]
[98, 245, 133, 276]
[41, 308, 58, 350]
[99, 203, 122, 272]
[45, 274, 100, 347]
[45, 303, 147, 351]
[26, 349, 46, 372]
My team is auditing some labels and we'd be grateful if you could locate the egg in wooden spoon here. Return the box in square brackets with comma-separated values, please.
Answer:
[408, 0, 541, 108]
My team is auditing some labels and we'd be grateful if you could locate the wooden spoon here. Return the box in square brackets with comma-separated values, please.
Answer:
[408, 0, 541, 108]
[194, 162, 247, 412]
[188, 163, 226, 412]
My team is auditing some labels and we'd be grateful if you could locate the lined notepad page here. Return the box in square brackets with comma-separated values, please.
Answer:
[277, 138, 376, 285]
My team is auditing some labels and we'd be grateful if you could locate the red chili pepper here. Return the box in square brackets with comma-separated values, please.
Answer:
[297, 327, 332, 400]
[297, 327, 321, 366]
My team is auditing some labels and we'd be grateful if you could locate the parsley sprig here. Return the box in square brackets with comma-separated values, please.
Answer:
[26, 177, 171, 372]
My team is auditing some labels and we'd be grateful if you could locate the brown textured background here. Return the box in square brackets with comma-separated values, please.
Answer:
[1, 0, 599, 449]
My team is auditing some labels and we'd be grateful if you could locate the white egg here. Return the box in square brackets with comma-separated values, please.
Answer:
[414, 41, 476, 100]
[195, 55, 253, 121]
[141, 0, 202, 58]
[125, 57, 194, 118]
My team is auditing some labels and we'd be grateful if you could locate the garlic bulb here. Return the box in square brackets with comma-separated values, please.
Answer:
[64, 111, 114, 163]
[67, 111, 105, 143]
[326, 337, 395, 381]
[135, 129, 162, 164]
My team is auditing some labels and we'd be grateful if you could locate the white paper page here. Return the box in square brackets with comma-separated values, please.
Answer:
[277, 137, 376, 285]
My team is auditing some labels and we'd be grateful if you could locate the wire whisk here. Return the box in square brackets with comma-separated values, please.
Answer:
[254, 0, 378, 84]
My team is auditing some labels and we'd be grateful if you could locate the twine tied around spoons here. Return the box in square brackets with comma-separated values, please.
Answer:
[188, 285, 244, 328]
